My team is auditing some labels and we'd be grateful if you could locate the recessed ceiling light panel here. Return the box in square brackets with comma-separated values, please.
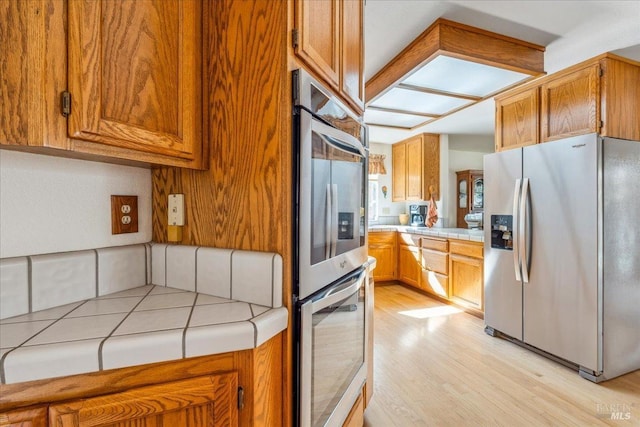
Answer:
[364, 109, 429, 128]
[403, 55, 532, 97]
[370, 87, 473, 115]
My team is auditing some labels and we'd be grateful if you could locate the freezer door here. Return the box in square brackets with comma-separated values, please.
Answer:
[522, 134, 599, 371]
[484, 149, 523, 340]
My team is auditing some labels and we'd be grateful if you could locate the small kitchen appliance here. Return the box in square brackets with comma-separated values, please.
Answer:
[463, 212, 483, 229]
[409, 205, 428, 227]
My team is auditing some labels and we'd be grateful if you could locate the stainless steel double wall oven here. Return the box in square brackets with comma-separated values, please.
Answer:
[292, 69, 369, 427]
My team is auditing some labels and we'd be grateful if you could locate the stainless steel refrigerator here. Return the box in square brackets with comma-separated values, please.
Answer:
[484, 133, 640, 382]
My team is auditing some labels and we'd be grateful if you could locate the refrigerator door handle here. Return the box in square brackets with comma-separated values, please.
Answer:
[513, 179, 522, 281]
[520, 178, 530, 283]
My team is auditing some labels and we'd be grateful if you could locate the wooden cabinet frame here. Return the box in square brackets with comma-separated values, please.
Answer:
[495, 53, 640, 151]
[391, 133, 440, 202]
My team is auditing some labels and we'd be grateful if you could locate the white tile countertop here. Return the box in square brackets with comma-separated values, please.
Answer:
[0, 243, 288, 385]
[369, 225, 484, 242]
[0, 285, 287, 384]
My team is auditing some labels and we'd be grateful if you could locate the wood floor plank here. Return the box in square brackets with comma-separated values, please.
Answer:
[364, 283, 640, 426]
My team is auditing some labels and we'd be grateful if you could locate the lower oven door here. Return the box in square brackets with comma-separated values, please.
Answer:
[299, 267, 367, 427]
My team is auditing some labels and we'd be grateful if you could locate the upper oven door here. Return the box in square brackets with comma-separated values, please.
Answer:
[297, 108, 368, 299]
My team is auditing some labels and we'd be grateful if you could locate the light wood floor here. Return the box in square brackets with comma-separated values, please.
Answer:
[363, 283, 640, 427]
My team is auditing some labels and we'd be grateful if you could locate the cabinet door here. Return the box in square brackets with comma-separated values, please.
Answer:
[340, 0, 364, 113]
[495, 87, 539, 151]
[541, 64, 600, 142]
[369, 242, 396, 281]
[295, 0, 340, 89]
[471, 176, 484, 212]
[405, 137, 423, 200]
[421, 133, 440, 200]
[68, 0, 202, 160]
[456, 172, 469, 228]
[449, 254, 483, 311]
[0, 406, 47, 427]
[398, 244, 420, 288]
[420, 269, 449, 299]
[49, 374, 238, 427]
[392, 143, 406, 201]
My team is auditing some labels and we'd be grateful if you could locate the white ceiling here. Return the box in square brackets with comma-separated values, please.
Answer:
[365, 0, 640, 143]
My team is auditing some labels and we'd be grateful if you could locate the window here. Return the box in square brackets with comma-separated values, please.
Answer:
[368, 175, 379, 222]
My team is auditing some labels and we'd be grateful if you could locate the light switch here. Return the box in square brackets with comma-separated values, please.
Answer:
[168, 194, 185, 226]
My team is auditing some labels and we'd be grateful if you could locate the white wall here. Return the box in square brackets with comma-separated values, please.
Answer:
[0, 150, 152, 258]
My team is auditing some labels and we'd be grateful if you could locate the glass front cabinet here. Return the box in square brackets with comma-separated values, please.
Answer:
[456, 170, 484, 228]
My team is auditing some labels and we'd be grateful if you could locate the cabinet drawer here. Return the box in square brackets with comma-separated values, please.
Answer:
[421, 237, 448, 252]
[398, 233, 420, 247]
[369, 231, 396, 245]
[421, 249, 448, 275]
[450, 240, 483, 259]
[420, 269, 449, 299]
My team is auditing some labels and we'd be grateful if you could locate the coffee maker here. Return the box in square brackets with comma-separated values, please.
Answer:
[409, 205, 428, 227]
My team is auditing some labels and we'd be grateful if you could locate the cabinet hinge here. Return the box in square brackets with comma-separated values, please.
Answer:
[599, 68, 604, 77]
[292, 29, 299, 49]
[237, 386, 245, 410]
[600, 120, 604, 130]
[61, 91, 71, 117]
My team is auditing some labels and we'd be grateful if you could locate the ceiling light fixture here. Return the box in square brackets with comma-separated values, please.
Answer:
[365, 19, 545, 130]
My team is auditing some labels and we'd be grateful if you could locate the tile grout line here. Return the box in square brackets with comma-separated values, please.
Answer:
[271, 254, 275, 308]
[0, 300, 90, 385]
[164, 245, 168, 287]
[27, 257, 33, 313]
[97, 286, 155, 371]
[94, 249, 99, 298]
[229, 250, 235, 300]
[194, 247, 199, 293]
[249, 319, 258, 348]
[182, 292, 199, 358]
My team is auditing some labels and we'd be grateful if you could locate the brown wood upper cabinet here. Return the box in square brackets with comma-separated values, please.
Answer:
[391, 133, 440, 202]
[495, 87, 539, 151]
[294, 0, 364, 114]
[0, 0, 206, 169]
[494, 53, 640, 151]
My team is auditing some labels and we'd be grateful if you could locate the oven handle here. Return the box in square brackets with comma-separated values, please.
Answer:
[311, 271, 365, 312]
[310, 116, 365, 158]
[325, 184, 332, 260]
[330, 184, 338, 257]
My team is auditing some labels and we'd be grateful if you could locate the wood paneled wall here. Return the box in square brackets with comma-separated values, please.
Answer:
[152, 0, 292, 425]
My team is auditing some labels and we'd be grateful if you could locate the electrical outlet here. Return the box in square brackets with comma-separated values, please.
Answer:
[111, 195, 138, 234]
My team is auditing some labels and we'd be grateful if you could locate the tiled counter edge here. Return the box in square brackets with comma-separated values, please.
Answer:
[369, 225, 484, 242]
[0, 243, 288, 384]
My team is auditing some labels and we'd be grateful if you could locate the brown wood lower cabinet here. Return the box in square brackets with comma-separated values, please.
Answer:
[449, 241, 484, 313]
[397, 243, 421, 288]
[49, 374, 237, 427]
[420, 237, 449, 298]
[0, 406, 47, 427]
[368, 232, 396, 281]
[384, 232, 485, 315]
[342, 393, 364, 427]
[0, 334, 283, 427]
